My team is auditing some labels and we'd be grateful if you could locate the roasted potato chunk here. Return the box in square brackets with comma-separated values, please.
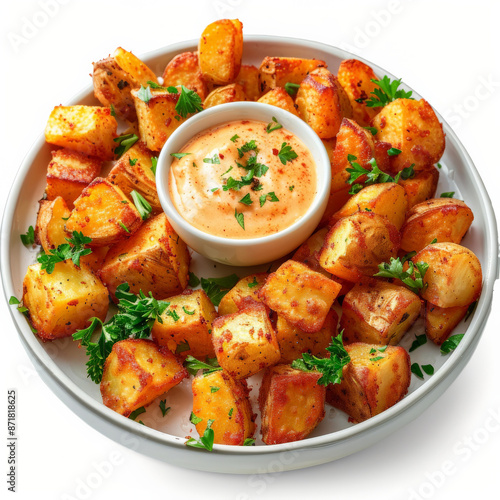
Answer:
[113, 47, 158, 87]
[22, 261, 109, 341]
[107, 141, 161, 214]
[98, 213, 189, 301]
[45, 105, 117, 160]
[131, 88, 187, 151]
[340, 281, 421, 345]
[35, 197, 71, 252]
[398, 166, 439, 209]
[235, 64, 260, 101]
[258, 57, 326, 95]
[296, 68, 352, 139]
[257, 87, 299, 116]
[292, 227, 331, 277]
[198, 19, 243, 85]
[162, 51, 209, 101]
[151, 289, 216, 358]
[400, 198, 474, 252]
[326, 343, 411, 422]
[318, 211, 400, 282]
[373, 98, 445, 172]
[425, 302, 469, 345]
[212, 301, 280, 379]
[414, 242, 482, 308]
[259, 365, 325, 444]
[203, 83, 246, 108]
[337, 59, 380, 126]
[45, 149, 102, 209]
[217, 273, 268, 316]
[259, 260, 341, 333]
[65, 177, 142, 246]
[191, 370, 255, 446]
[276, 309, 339, 364]
[100, 338, 187, 417]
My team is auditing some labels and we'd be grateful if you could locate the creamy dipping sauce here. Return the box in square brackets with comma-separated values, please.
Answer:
[169, 119, 317, 239]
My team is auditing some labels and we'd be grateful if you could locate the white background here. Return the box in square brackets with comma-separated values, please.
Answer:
[1, 1, 500, 499]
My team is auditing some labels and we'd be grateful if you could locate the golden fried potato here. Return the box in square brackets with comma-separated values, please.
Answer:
[98, 213, 189, 301]
[198, 19, 243, 85]
[425, 302, 469, 345]
[296, 68, 352, 139]
[259, 260, 341, 333]
[191, 370, 255, 445]
[398, 165, 439, 209]
[113, 47, 158, 87]
[373, 98, 445, 171]
[257, 87, 299, 116]
[162, 51, 209, 101]
[258, 57, 326, 95]
[65, 177, 142, 246]
[151, 289, 216, 358]
[259, 365, 325, 444]
[45, 105, 117, 160]
[341, 281, 421, 345]
[326, 343, 410, 422]
[235, 64, 260, 101]
[212, 301, 280, 379]
[318, 211, 400, 282]
[337, 58, 380, 127]
[276, 309, 338, 364]
[22, 261, 109, 341]
[292, 227, 331, 277]
[203, 83, 246, 108]
[35, 197, 71, 252]
[414, 242, 482, 308]
[107, 140, 161, 214]
[400, 198, 474, 252]
[46, 149, 102, 209]
[101, 339, 187, 417]
[217, 273, 268, 316]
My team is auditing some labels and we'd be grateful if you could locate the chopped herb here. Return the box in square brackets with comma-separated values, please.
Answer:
[188, 272, 200, 288]
[131, 190, 152, 220]
[200, 274, 239, 306]
[259, 192, 279, 207]
[243, 438, 255, 446]
[365, 76, 414, 108]
[400, 164, 416, 180]
[422, 364, 434, 376]
[266, 117, 283, 133]
[183, 306, 195, 315]
[411, 363, 424, 379]
[129, 158, 138, 166]
[20, 226, 35, 246]
[137, 85, 153, 104]
[284, 82, 300, 96]
[175, 85, 203, 118]
[346, 155, 401, 194]
[159, 400, 171, 417]
[430, 238, 438, 244]
[203, 153, 220, 164]
[110, 103, 116, 117]
[190, 412, 203, 425]
[228, 408, 234, 417]
[289, 185, 295, 192]
[176, 341, 190, 354]
[118, 221, 130, 233]
[277, 142, 298, 165]
[146, 81, 177, 93]
[150, 157, 158, 175]
[239, 193, 253, 206]
[184, 355, 222, 376]
[234, 209, 245, 230]
[129, 406, 146, 421]
[371, 356, 385, 362]
[409, 333, 427, 352]
[387, 148, 402, 156]
[9, 296, 20, 305]
[171, 152, 192, 159]
[237, 140, 258, 158]
[230, 134, 239, 143]
[437, 163, 442, 169]
[167, 308, 180, 322]
[210, 386, 220, 393]
[464, 301, 478, 322]
[114, 133, 139, 157]
[247, 277, 259, 288]
[186, 419, 215, 451]
[211, 187, 219, 193]
[221, 166, 233, 177]
[364, 126, 378, 136]
[374, 256, 429, 294]
[440, 334, 464, 354]
[192, 162, 197, 168]
[440, 191, 455, 198]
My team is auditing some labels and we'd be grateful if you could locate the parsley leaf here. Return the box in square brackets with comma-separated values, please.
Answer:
[365, 76, 414, 108]
[200, 274, 239, 306]
[203, 153, 220, 164]
[175, 85, 203, 118]
[440, 191, 455, 198]
[159, 400, 171, 417]
[387, 147, 402, 156]
[230, 134, 239, 143]
[114, 133, 139, 157]
[188, 272, 200, 288]
[186, 419, 215, 451]
[374, 257, 429, 294]
[129, 406, 146, 421]
[346, 155, 401, 195]
[266, 117, 283, 133]
[239, 193, 253, 206]
[150, 157, 158, 175]
[184, 355, 222, 376]
[137, 85, 153, 104]
[237, 140, 258, 158]
[20, 226, 35, 246]
[284, 82, 300, 96]
[234, 209, 245, 230]
[190, 412, 203, 425]
[131, 190, 152, 220]
[409, 333, 427, 352]
[171, 152, 192, 159]
[277, 142, 298, 165]
[259, 192, 279, 207]
[440, 334, 464, 354]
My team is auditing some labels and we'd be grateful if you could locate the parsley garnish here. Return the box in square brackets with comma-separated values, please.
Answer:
[277, 142, 298, 165]
[175, 341, 190, 354]
[110, 104, 116, 117]
[37, 231, 92, 274]
[188, 272, 200, 288]
[374, 257, 429, 294]
[440, 334, 464, 354]
[20, 226, 35, 246]
[411, 363, 434, 379]
[129, 406, 146, 421]
[146, 81, 177, 93]
[137, 85, 153, 104]
[118, 221, 131, 233]
[72, 283, 170, 383]
[183, 306, 195, 315]
[171, 152, 192, 159]
[150, 157, 158, 175]
[237, 140, 258, 158]
[291, 333, 350, 386]
[129, 158, 138, 166]
[464, 301, 477, 322]
[186, 419, 215, 451]
[114, 133, 139, 157]
[387, 147, 402, 156]
[175, 85, 203, 118]
[234, 209, 245, 230]
[200, 274, 239, 306]
[364, 126, 378, 136]
[346, 155, 401, 194]
[9, 296, 37, 333]
[159, 400, 171, 417]
[266, 117, 282, 133]
[210, 386, 220, 393]
[203, 153, 220, 164]
[259, 192, 279, 207]
[365, 76, 414, 108]
[230, 134, 239, 143]
[184, 355, 222, 376]
[440, 191, 455, 198]
[239, 193, 253, 205]
[247, 277, 259, 288]
[243, 438, 255, 446]
[409, 333, 427, 352]
[190, 412, 203, 425]
[284, 82, 300, 96]
[131, 190, 152, 220]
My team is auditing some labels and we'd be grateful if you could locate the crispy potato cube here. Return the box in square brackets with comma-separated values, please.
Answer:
[92, 57, 138, 123]
[330, 182, 408, 230]
[292, 227, 331, 277]
[107, 141, 161, 214]
[203, 83, 246, 109]
[373, 98, 445, 172]
[132, 88, 187, 151]
[259, 260, 341, 333]
[276, 309, 339, 364]
[112, 47, 158, 87]
[236, 64, 260, 101]
[399, 166, 439, 209]
[22, 261, 109, 341]
[65, 177, 142, 246]
[400, 198, 474, 252]
[191, 370, 255, 445]
[326, 343, 411, 422]
[257, 87, 299, 116]
[199, 19, 243, 85]
[98, 213, 189, 301]
[45, 149, 102, 209]
[425, 302, 469, 345]
[100, 339, 187, 417]
[45, 105, 117, 160]
[258, 57, 326, 95]
[296, 68, 352, 139]
[35, 197, 71, 252]
[414, 242, 482, 308]
[340, 281, 421, 345]
[218, 273, 268, 316]
[151, 290, 216, 358]
[318, 211, 400, 282]
[259, 365, 325, 444]
[337, 59, 380, 126]
[212, 301, 280, 379]
[162, 51, 209, 101]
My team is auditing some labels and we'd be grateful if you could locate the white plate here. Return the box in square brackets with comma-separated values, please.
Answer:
[1, 36, 498, 474]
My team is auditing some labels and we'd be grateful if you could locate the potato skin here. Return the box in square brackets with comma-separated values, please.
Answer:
[203, 83, 246, 109]
[425, 302, 469, 345]
[398, 166, 439, 209]
[35, 197, 71, 252]
[112, 47, 158, 87]
[292, 227, 331, 277]
[257, 87, 299, 116]
[191, 371, 255, 446]
[235, 64, 260, 101]
[400, 198, 474, 252]
[100, 339, 187, 417]
[217, 273, 268, 316]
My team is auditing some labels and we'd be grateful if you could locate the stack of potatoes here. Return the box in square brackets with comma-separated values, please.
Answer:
[20, 18, 482, 448]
